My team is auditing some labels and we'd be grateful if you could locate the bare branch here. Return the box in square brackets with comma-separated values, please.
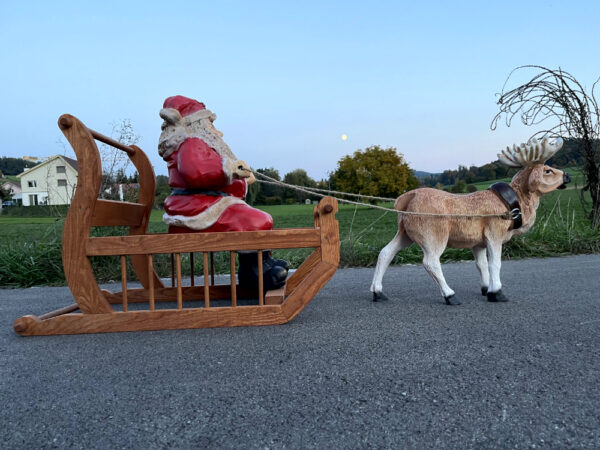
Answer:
[491, 65, 600, 226]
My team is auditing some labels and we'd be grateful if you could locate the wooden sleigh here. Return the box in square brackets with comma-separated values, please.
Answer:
[14, 114, 339, 336]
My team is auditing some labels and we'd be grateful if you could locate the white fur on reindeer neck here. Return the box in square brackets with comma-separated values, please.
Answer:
[497, 137, 563, 168]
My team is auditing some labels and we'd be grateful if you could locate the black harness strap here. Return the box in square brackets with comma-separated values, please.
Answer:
[488, 182, 522, 230]
[170, 188, 230, 197]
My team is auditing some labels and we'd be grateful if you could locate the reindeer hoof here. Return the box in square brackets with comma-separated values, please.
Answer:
[487, 290, 509, 302]
[444, 294, 461, 305]
[481, 287, 488, 296]
[373, 292, 389, 302]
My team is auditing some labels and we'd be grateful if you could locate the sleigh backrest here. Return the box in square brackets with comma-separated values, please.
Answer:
[58, 114, 156, 232]
[58, 114, 161, 304]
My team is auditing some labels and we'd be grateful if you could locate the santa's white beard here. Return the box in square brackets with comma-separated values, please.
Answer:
[158, 118, 236, 161]
[158, 127, 187, 158]
[186, 119, 235, 160]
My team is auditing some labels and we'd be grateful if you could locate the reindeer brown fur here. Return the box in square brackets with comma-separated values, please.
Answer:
[370, 137, 571, 304]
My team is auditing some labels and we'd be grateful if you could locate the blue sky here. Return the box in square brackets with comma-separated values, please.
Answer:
[1, 0, 598, 179]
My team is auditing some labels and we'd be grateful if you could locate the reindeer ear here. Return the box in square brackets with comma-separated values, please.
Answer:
[159, 108, 183, 125]
[527, 165, 543, 193]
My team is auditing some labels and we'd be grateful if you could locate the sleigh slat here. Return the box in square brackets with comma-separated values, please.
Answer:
[85, 228, 321, 256]
[92, 200, 146, 227]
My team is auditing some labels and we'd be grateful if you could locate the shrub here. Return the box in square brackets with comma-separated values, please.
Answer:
[0, 224, 65, 287]
[1, 205, 69, 217]
[264, 196, 281, 205]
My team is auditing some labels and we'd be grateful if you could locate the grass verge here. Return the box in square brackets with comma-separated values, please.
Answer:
[1, 190, 599, 287]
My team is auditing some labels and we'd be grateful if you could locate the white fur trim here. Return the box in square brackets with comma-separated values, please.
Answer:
[223, 158, 236, 183]
[163, 196, 246, 230]
[182, 109, 217, 123]
[158, 126, 188, 159]
[159, 108, 183, 125]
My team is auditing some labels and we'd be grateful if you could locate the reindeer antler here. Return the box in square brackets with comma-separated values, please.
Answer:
[497, 137, 563, 168]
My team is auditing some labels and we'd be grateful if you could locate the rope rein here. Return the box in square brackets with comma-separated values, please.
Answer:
[254, 172, 397, 202]
[252, 171, 512, 220]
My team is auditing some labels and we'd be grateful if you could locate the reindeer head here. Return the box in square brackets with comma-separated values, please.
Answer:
[498, 137, 571, 195]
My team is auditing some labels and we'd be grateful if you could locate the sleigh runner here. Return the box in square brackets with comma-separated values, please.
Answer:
[14, 114, 339, 336]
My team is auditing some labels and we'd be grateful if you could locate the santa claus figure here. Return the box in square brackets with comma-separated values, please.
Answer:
[158, 95, 288, 290]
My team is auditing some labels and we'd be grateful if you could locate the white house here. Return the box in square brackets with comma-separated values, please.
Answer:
[18, 155, 78, 206]
[1, 179, 22, 202]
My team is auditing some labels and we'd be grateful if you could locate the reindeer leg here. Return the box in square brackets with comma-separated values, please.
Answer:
[473, 245, 489, 296]
[370, 231, 412, 301]
[422, 247, 460, 305]
[486, 241, 509, 302]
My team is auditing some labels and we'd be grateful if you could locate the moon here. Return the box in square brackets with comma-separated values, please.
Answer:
[341, 134, 348, 141]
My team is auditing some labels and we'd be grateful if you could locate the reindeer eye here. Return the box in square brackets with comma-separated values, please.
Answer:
[545, 169, 553, 175]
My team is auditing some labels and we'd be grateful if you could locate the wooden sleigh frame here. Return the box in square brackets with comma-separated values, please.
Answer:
[14, 114, 339, 336]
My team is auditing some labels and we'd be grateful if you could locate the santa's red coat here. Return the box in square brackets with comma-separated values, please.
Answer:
[163, 137, 273, 233]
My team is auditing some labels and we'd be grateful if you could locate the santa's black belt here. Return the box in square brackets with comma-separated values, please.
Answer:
[170, 188, 230, 197]
[488, 182, 522, 230]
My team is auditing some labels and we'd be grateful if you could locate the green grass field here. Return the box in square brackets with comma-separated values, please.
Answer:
[1, 188, 599, 287]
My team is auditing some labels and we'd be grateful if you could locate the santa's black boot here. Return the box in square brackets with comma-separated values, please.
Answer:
[238, 251, 289, 291]
[272, 257, 290, 271]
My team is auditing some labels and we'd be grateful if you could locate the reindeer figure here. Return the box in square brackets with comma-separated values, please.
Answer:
[370, 137, 570, 304]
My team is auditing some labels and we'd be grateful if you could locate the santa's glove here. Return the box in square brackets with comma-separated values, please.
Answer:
[236, 161, 256, 185]
[225, 159, 255, 184]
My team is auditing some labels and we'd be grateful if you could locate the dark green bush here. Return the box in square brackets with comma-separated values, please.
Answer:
[1, 205, 69, 217]
[264, 196, 282, 205]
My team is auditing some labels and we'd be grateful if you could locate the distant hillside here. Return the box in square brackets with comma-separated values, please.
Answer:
[0, 157, 38, 176]
[546, 138, 591, 168]
[420, 138, 593, 187]
[413, 170, 440, 179]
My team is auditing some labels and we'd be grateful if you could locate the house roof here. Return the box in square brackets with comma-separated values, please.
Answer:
[17, 155, 78, 178]
[62, 156, 78, 171]
[1, 179, 21, 188]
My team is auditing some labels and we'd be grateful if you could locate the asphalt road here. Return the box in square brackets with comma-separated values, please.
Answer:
[1, 255, 599, 449]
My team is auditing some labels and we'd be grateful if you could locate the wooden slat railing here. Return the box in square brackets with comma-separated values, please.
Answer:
[230, 251, 237, 307]
[86, 228, 320, 256]
[121, 255, 128, 312]
[175, 254, 183, 309]
[203, 253, 210, 308]
[148, 255, 155, 311]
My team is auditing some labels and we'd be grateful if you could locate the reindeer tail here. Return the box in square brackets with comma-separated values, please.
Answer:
[394, 191, 416, 213]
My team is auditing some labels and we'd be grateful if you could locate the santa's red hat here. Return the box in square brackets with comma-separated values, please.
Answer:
[163, 95, 206, 117]
[160, 95, 215, 127]
[158, 96, 218, 160]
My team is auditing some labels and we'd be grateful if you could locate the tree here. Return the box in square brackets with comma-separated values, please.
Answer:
[154, 174, 170, 209]
[245, 178, 260, 205]
[451, 179, 467, 193]
[283, 169, 317, 203]
[0, 157, 38, 176]
[330, 145, 418, 200]
[115, 168, 128, 184]
[255, 167, 283, 204]
[491, 65, 600, 226]
[96, 119, 140, 201]
[0, 169, 10, 204]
